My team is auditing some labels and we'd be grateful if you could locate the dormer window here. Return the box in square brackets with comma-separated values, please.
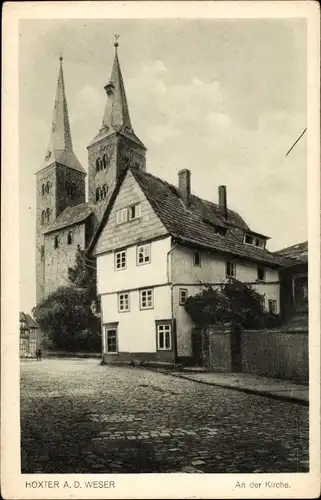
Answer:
[244, 234, 254, 245]
[244, 233, 266, 249]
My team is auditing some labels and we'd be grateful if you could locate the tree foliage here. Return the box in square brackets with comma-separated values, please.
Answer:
[185, 280, 280, 330]
[33, 247, 100, 352]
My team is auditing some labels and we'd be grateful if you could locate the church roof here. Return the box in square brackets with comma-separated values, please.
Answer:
[88, 44, 145, 149]
[39, 58, 85, 174]
[89, 167, 283, 267]
[44, 202, 94, 234]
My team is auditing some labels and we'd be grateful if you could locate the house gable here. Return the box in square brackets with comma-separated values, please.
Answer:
[93, 169, 169, 255]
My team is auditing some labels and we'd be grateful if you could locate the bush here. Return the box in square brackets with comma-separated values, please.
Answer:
[185, 280, 281, 330]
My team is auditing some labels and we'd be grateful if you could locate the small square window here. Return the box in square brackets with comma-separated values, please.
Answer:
[116, 208, 128, 225]
[179, 288, 188, 305]
[128, 203, 141, 221]
[118, 292, 130, 312]
[115, 250, 127, 270]
[137, 244, 151, 265]
[257, 266, 265, 281]
[157, 324, 172, 350]
[140, 288, 153, 310]
[226, 261, 236, 278]
[244, 234, 254, 245]
[268, 300, 277, 314]
[193, 252, 201, 267]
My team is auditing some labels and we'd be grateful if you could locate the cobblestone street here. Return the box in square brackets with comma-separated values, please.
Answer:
[20, 359, 309, 474]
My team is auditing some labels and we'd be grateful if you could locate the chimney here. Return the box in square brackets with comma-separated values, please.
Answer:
[218, 185, 228, 218]
[178, 169, 191, 206]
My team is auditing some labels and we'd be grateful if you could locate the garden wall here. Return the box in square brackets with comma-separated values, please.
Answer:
[205, 325, 308, 381]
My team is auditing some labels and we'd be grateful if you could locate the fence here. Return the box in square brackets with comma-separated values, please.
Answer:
[203, 325, 308, 381]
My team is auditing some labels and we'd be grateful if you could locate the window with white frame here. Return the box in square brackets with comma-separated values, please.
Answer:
[128, 203, 141, 221]
[115, 250, 127, 270]
[118, 292, 130, 312]
[137, 244, 151, 265]
[193, 251, 201, 267]
[140, 288, 153, 310]
[226, 261, 236, 278]
[179, 288, 188, 305]
[116, 208, 128, 225]
[157, 323, 171, 350]
[105, 327, 118, 354]
[268, 300, 277, 314]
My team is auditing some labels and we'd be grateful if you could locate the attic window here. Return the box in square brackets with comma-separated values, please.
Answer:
[244, 234, 254, 245]
[214, 226, 227, 236]
[128, 203, 141, 221]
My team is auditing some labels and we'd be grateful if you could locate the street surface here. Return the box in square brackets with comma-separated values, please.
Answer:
[20, 358, 308, 473]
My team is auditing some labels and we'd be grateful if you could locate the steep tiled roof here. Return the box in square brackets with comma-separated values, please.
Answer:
[20, 312, 38, 329]
[90, 167, 281, 266]
[44, 202, 94, 234]
[274, 241, 308, 267]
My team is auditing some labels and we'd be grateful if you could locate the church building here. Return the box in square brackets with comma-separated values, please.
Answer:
[36, 40, 146, 301]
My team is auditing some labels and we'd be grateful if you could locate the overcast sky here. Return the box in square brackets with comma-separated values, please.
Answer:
[19, 18, 307, 313]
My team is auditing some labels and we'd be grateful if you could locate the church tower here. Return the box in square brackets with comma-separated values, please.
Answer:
[87, 38, 146, 222]
[35, 57, 86, 303]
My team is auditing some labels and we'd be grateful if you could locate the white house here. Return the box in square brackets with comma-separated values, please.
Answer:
[88, 167, 283, 365]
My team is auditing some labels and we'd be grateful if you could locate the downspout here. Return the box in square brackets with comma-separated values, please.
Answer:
[167, 240, 178, 363]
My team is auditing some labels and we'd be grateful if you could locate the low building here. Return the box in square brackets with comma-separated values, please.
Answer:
[274, 241, 308, 328]
[19, 312, 40, 358]
[88, 167, 283, 365]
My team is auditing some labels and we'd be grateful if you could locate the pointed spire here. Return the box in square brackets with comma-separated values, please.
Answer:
[43, 57, 85, 173]
[101, 36, 132, 132]
[89, 37, 145, 149]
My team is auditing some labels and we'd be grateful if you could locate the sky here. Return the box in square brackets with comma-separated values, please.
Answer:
[19, 18, 307, 313]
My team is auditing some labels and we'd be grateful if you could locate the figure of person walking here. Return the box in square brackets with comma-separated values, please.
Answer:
[36, 348, 42, 361]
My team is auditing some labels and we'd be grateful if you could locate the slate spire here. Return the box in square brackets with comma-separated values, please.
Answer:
[89, 38, 145, 148]
[43, 57, 85, 173]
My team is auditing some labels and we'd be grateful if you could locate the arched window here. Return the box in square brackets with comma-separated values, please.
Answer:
[67, 231, 73, 245]
[46, 208, 50, 224]
[101, 184, 108, 199]
[54, 235, 59, 249]
[95, 187, 101, 202]
[41, 211, 45, 225]
[45, 181, 50, 194]
[96, 158, 102, 172]
[103, 155, 108, 169]
[41, 184, 45, 196]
